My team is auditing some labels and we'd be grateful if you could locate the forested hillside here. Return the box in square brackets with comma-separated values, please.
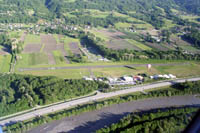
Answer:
[0, 74, 109, 117]
[174, 0, 200, 15]
[0, 0, 199, 23]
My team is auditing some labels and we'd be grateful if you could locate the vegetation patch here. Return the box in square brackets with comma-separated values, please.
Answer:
[17, 68, 91, 79]
[0, 55, 12, 72]
[0, 74, 109, 117]
[24, 34, 41, 45]
[52, 50, 65, 64]
[126, 39, 152, 50]
[4, 80, 200, 133]
[96, 107, 199, 133]
[15, 53, 48, 68]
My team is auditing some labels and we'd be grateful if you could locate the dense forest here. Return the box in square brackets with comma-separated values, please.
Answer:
[96, 107, 199, 133]
[0, 73, 109, 117]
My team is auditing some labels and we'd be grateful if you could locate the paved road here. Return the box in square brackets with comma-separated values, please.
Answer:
[29, 95, 200, 133]
[18, 63, 189, 72]
[0, 77, 200, 126]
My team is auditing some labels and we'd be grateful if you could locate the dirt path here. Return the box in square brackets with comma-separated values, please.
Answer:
[28, 95, 200, 133]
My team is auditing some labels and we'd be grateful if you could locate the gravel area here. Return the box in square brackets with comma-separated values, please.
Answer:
[28, 95, 200, 133]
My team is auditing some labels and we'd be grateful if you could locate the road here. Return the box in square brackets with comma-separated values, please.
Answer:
[0, 77, 200, 126]
[28, 95, 200, 133]
[18, 62, 189, 72]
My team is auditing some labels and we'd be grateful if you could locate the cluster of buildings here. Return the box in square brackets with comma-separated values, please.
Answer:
[83, 73, 177, 86]
[83, 75, 144, 85]
[150, 74, 176, 79]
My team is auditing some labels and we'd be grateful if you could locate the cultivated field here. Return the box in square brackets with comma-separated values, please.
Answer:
[24, 34, 41, 46]
[106, 39, 141, 50]
[126, 39, 152, 50]
[15, 53, 49, 69]
[69, 42, 82, 56]
[23, 43, 42, 53]
[41, 34, 57, 64]
[171, 35, 200, 53]
[145, 42, 170, 51]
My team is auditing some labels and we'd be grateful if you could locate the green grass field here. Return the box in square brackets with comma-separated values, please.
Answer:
[8, 31, 23, 39]
[53, 34, 60, 44]
[162, 19, 176, 29]
[115, 22, 132, 28]
[87, 29, 110, 41]
[92, 66, 158, 77]
[180, 45, 199, 52]
[24, 34, 41, 45]
[15, 61, 200, 79]
[154, 63, 200, 78]
[14, 59, 187, 69]
[15, 53, 49, 69]
[0, 55, 11, 73]
[62, 36, 80, 44]
[17, 68, 91, 79]
[181, 15, 200, 23]
[53, 50, 66, 64]
[63, 12, 76, 18]
[133, 23, 154, 30]
[126, 39, 152, 50]
[87, 9, 109, 18]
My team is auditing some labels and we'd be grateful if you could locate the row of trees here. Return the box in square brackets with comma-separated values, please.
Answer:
[0, 74, 109, 117]
[97, 107, 198, 133]
[0, 34, 24, 54]
[4, 80, 200, 133]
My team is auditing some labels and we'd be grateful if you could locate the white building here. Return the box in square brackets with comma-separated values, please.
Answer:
[83, 76, 93, 81]
[122, 76, 134, 82]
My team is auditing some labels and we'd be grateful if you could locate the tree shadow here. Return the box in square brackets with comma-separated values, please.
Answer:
[80, 37, 102, 56]
[58, 112, 129, 133]
[124, 65, 137, 70]
[1, 46, 11, 54]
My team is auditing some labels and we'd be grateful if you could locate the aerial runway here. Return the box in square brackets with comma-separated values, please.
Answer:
[18, 62, 189, 71]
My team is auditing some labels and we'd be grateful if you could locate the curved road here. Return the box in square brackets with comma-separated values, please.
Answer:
[0, 77, 200, 126]
[29, 95, 200, 133]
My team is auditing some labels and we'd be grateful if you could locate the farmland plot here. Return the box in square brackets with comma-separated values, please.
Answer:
[41, 34, 58, 64]
[23, 43, 42, 53]
[106, 39, 142, 51]
[69, 42, 82, 56]
[145, 42, 170, 51]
